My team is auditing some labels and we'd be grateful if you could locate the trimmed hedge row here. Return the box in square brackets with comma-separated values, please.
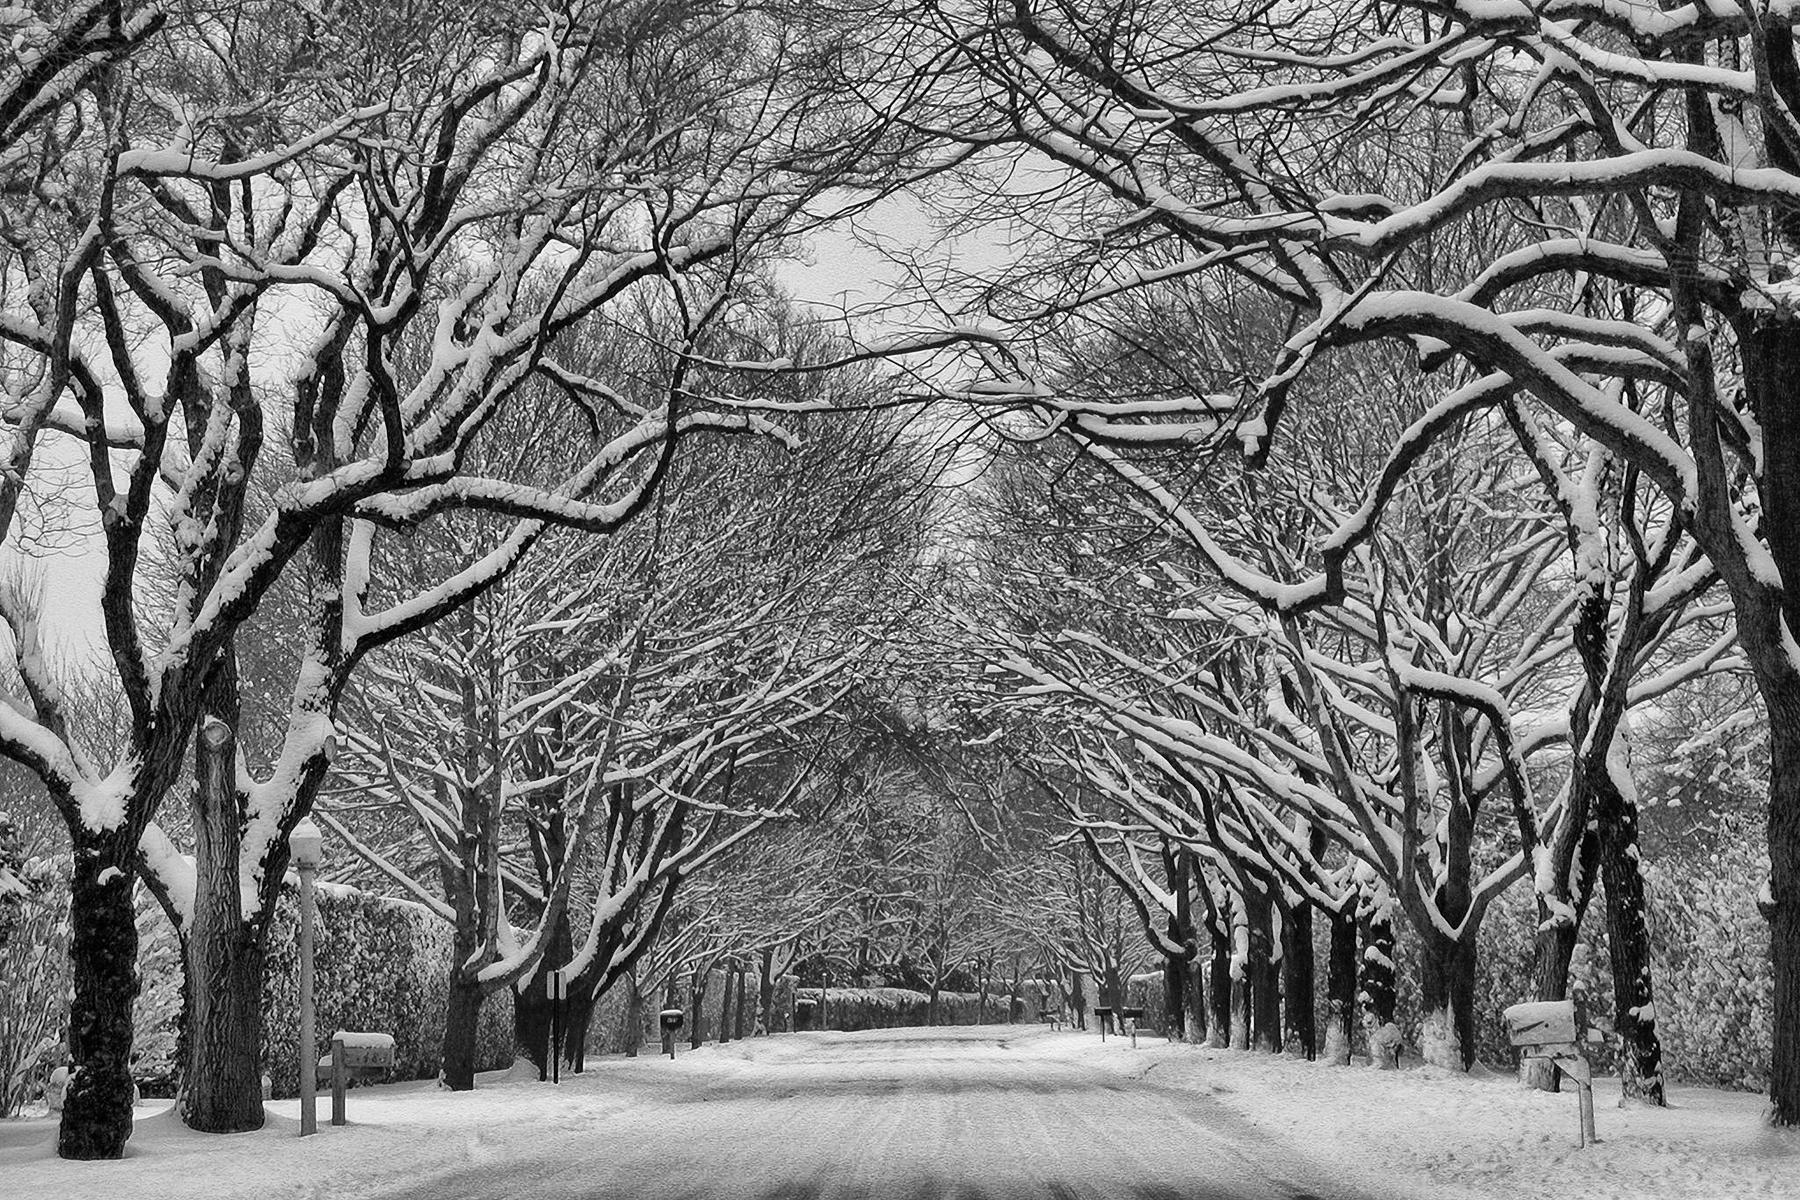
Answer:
[259, 887, 512, 1097]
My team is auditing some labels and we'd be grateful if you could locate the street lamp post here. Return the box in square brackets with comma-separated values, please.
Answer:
[290, 818, 323, 1138]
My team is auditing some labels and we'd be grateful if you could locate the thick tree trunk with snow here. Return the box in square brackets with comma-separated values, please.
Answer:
[1596, 746, 1665, 1106]
[182, 719, 265, 1133]
[625, 969, 645, 1055]
[1161, 927, 1187, 1041]
[513, 911, 575, 1077]
[690, 972, 709, 1049]
[1768, 715, 1800, 1125]
[58, 844, 140, 1160]
[1356, 886, 1396, 1038]
[1419, 935, 1477, 1072]
[440, 974, 486, 1091]
[1184, 955, 1207, 1045]
[1246, 886, 1280, 1053]
[757, 949, 775, 1036]
[1206, 921, 1231, 1048]
[563, 985, 596, 1073]
[1281, 899, 1315, 1059]
[1325, 901, 1355, 1066]
[735, 967, 750, 1040]
[1738, 290, 1800, 1128]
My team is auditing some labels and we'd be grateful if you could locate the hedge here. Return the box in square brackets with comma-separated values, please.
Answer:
[259, 887, 513, 1097]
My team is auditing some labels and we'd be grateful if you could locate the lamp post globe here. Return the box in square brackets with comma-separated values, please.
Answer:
[290, 819, 323, 870]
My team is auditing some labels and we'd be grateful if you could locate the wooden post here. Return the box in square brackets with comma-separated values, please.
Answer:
[330, 1037, 347, 1127]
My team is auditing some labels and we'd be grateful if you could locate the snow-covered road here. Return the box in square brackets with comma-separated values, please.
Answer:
[9, 1025, 1789, 1198]
[369, 1026, 1369, 1200]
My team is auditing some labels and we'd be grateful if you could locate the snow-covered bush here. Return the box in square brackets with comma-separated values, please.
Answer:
[257, 887, 512, 1097]
[0, 852, 69, 1117]
[1467, 823, 1772, 1090]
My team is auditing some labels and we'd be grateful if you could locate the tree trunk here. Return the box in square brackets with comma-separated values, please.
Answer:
[1356, 879, 1397, 1037]
[1069, 969, 1087, 1031]
[1281, 898, 1315, 1059]
[58, 842, 140, 1160]
[719, 965, 735, 1045]
[182, 719, 266, 1133]
[689, 972, 708, 1050]
[1736, 295, 1800, 1127]
[624, 968, 644, 1057]
[927, 979, 941, 1028]
[1246, 885, 1280, 1052]
[562, 985, 595, 1073]
[1161, 918, 1186, 1041]
[1325, 900, 1356, 1066]
[1419, 935, 1477, 1071]
[1207, 918, 1232, 1049]
[1595, 736, 1666, 1106]
[512, 910, 574, 1077]
[734, 967, 750, 1041]
[440, 976, 485, 1091]
[1769, 722, 1800, 1125]
[757, 948, 775, 1036]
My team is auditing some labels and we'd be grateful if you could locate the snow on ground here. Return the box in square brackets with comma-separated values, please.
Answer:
[2, 1028, 1794, 1199]
[1050, 1034, 1800, 1200]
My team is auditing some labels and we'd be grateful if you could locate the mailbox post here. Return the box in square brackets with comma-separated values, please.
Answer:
[1093, 1005, 1114, 1042]
[1502, 998, 1598, 1147]
[318, 1031, 395, 1127]
[1121, 1006, 1145, 1049]
[659, 1008, 685, 1059]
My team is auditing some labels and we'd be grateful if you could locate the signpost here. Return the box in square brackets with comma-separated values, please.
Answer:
[1502, 998, 1599, 1147]
[1120, 1006, 1146, 1049]
[549, 969, 566, 1085]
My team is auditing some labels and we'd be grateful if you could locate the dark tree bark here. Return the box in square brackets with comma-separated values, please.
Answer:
[181, 719, 266, 1133]
[1239, 883, 1280, 1052]
[716, 964, 730, 1043]
[1206, 909, 1232, 1049]
[513, 910, 574, 1078]
[1419, 933, 1478, 1072]
[1280, 896, 1315, 1059]
[440, 975, 485, 1092]
[1595, 757, 1666, 1105]
[57, 842, 139, 1159]
[1325, 899, 1356, 1065]
[757, 948, 775, 1035]
[1069, 968, 1087, 1031]
[1356, 880, 1397, 1036]
[624, 968, 644, 1056]
[1162, 913, 1187, 1041]
[689, 970, 709, 1050]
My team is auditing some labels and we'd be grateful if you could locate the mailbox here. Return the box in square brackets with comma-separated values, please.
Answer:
[317, 1031, 395, 1083]
[1120, 1007, 1145, 1022]
[1501, 998, 1598, 1148]
[658, 1008, 685, 1032]
[1502, 1000, 1577, 1049]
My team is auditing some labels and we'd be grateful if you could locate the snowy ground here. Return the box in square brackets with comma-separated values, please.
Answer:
[2, 1027, 1794, 1199]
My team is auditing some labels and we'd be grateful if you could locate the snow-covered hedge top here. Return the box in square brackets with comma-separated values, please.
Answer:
[331, 1031, 396, 1051]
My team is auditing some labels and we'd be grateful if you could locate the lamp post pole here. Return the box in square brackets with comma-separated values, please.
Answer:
[291, 819, 323, 1138]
